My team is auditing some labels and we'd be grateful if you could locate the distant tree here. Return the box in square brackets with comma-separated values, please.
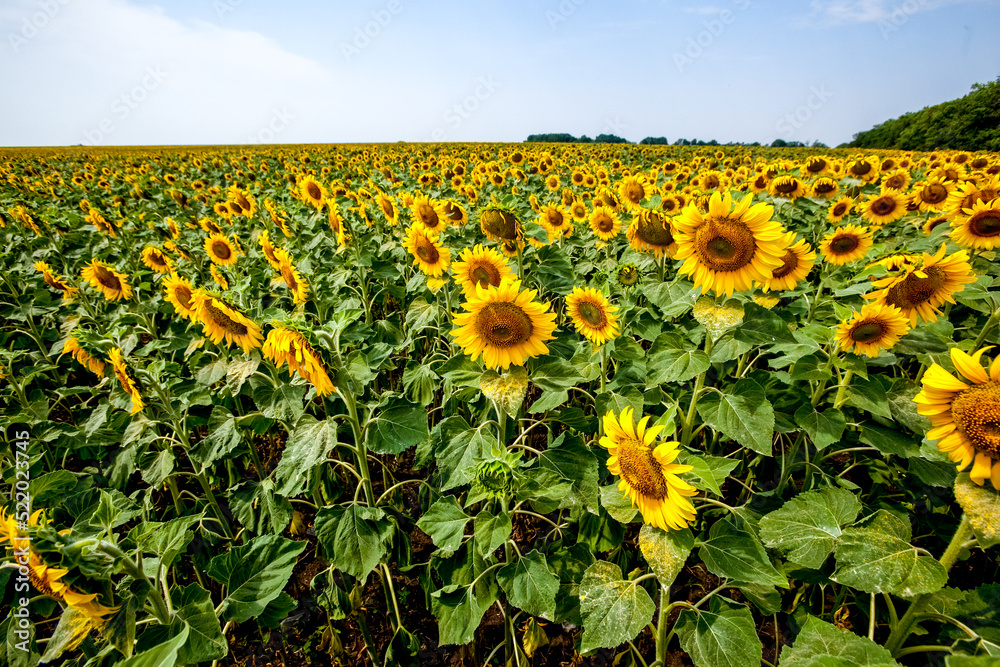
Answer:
[770, 139, 788, 148]
[811, 140, 829, 148]
[595, 134, 631, 144]
[578, 135, 593, 143]
[639, 136, 669, 145]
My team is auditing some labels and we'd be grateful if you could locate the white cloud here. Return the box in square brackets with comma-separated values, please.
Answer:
[797, 0, 987, 26]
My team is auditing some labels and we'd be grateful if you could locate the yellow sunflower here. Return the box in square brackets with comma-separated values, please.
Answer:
[859, 190, 909, 227]
[569, 199, 589, 222]
[272, 248, 310, 304]
[810, 177, 840, 200]
[880, 169, 911, 191]
[599, 407, 697, 532]
[759, 232, 816, 292]
[768, 175, 808, 199]
[263, 323, 336, 396]
[589, 205, 622, 241]
[827, 195, 854, 223]
[538, 203, 573, 240]
[565, 287, 620, 345]
[951, 198, 1000, 250]
[163, 274, 198, 320]
[192, 290, 263, 353]
[479, 205, 524, 247]
[453, 244, 515, 297]
[410, 195, 447, 234]
[819, 224, 873, 266]
[944, 176, 1000, 219]
[845, 156, 880, 183]
[441, 199, 468, 226]
[863, 244, 976, 325]
[204, 233, 239, 267]
[141, 246, 173, 274]
[298, 175, 327, 209]
[63, 336, 106, 377]
[210, 264, 229, 290]
[108, 347, 144, 414]
[258, 229, 282, 270]
[33, 260, 77, 300]
[451, 278, 557, 370]
[402, 225, 451, 277]
[626, 209, 678, 258]
[673, 191, 787, 297]
[81, 259, 132, 301]
[618, 174, 656, 210]
[914, 347, 1000, 489]
[834, 303, 909, 358]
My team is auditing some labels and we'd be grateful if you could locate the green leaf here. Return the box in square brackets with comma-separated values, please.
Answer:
[647, 348, 711, 386]
[601, 483, 638, 523]
[227, 479, 293, 535]
[257, 592, 297, 629]
[675, 596, 763, 667]
[644, 281, 696, 319]
[533, 245, 576, 295]
[402, 362, 439, 406]
[196, 358, 227, 386]
[206, 535, 307, 624]
[639, 525, 693, 587]
[531, 358, 580, 391]
[367, 397, 429, 455]
[416, 496, 469, 556]
[832, 510, 947, 598]
[130, 513, 203, 571]
[946, 657, 1000, 667]
[315, 504, 391, 579]
[699, 517, 787, 588]
[734, 303, 796, 344]
[682, 454, 740, 496]
[436, 422, 496, 491]
[537, 432, 600, 512]
[859, 422, 921, 458]
[497, 550, 559, 620]
[794, 405, 846, 451]
[118, 624, 188, 667]
[274, 415, 337, 497]
[253, 382, 306, 423]
[169, 583, 227, 664]
[89, 489, 141, 534]
[405, 297, 444, 333]
[779, 616, 900, 667]
[528, 390, 568, 413]
[226, 356, 259, 395]
[697, 377, 774, 455]
[887, 378, 931, 436]
[190, 406, 242, 471]
[578, 561, 656, 653]
[759, 487, 861, 569]
[845, 375, 893, 419]
[954, 473, 1000, 548]
[474, 510, 512, 559]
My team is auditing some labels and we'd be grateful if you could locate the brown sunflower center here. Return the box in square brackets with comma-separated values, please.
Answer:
[885, 266, 946, 309]
[481, 209, 519, 240]
[475, 302, 533, 348]
[149, 252, 168, 268]
[694, 219, 756, 272]
[926, 217, 948, 232]
[417, 203, 439, 227]
[850, 162, 872, 176]
[619, 267, 639, 286]
[753, 175, 768, 189]
[969, 210, 1000, 238]
[415, 237, 439, 263]
[595, 212, 614, 232]
[871, 196, 898, 216]
[951, 381, 1000, 456]
[703, 175, 720, 190]
[921, 184, 948, 204]
[829, 233, 860, 255]
[444, 203, 463, 222]
[885, 175, 906, 190]
[832, 203, 849, 217]
[771, 250, 799, 279]
[94, 266, 121, 291]
[203, 301, 249, 336]
[636, 212, 674, 247]
[546, 209, 565, 227]
[962, 188, 999, 210]
[774, 179, 798, 194]
[174, 285, 193, 310]
[814, 181, 836, 194]
[471, 263, 499, 287]
[806, 159, 827, 173]
[577, 300, 607, 328]
[623, 181, 645, 203]
[211, 241, 232, 260]
[850, 321, 886, 343]
[380, 199, 394, 217]
[616, 439, 669, 500]
[306, 182, 322, 201]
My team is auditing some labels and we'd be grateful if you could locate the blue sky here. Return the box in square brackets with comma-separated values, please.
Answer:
[1, 0, 997, 147]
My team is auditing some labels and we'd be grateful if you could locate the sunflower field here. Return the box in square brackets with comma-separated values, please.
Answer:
[1, 144, 999, 667]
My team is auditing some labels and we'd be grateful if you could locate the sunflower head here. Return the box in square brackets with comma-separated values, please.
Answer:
[627, 209, 678, 258]
[565, 286, 620, 346]
[616, 263, 641, 290]
[453, 244, 515, 297]
[192, 290, 263, 353]
[951, 198, 1000, 250]
[834, 302, 910, 358]
[479, 204, 523, 244]
[819, 224, 873, 266]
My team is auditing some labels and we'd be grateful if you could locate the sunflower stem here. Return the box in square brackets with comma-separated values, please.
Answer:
[883, 513, 974, 657]
[832, 370, 854, 410]
[339, 382, 375, 507]
[655, 583, 670, 667]
[600, 343, 608, 395]
[680, 336, 713, 447]
[972, 309, 998, 350]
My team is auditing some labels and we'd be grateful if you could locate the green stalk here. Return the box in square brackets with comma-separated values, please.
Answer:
[883, 514, 974, 657]
[655, 583, 670, 667]
[195, 471, 233, 540]
[340, 383, 375, 506]
[680, 336, 713, 447]
[832, 370, 854, 410]
[972, 309, 998, 350]
[600, 343, 608, 395]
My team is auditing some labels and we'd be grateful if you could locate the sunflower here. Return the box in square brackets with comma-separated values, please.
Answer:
[479, 204, 524, 246]
[81, 259, 132, 301]
[565, 287, 620, 345]
[441, 199, 468, 226]
[192, 290, 263, 353]
[264, 198, 293, 236]
[594, 186, 622, 211]
[845, 156, 880, 183]
[951, 198, 1000, 250]
[880, 169, 911, 191]
[33, 260, 77, 300]
[819, 224, 873, 266]
[863, 244, 975, 325]
[759, 232, 816, 292]
[768, 175, 807, 199]
[538, 203, 573, 240]
[453, 244, 515, 297]
[866, 253, 920, 273]
[673, 191, 787, 297]
[63, 336, 106, 377]
[589, 205, 622, 241]
[298, 175, 327, 209]
[272, 247, 310, 304]
[914, 347, 1000, 489]
[451, 278, 557, 370]
[163, 274, 197, 320]
[141, 246, 173, 274]
[617, 263, 641, 290]
[627, 209, 678, 258]
[810, 178, 840, 200]
[402, 225, 451, 277]
[210, 264, 229, 290]
[227, 186, 257, 218]
[827, 195, 853, 223]
[86, 209, 116, 237]
[834, 303, 909, 358]
[263, 323, 336, 396]
[258, 229, 282, 270]
[410, 195, 447, 234]
[944, 176, 1000, 219]
[200, 216, 224, 235]
[912, 179, 955, 211]
[618, 174, 656, 210]
[599, 407, 697, 531]
[569, 199, 589, 222]
[108, 347, 144, 414]
[803, 156, 831, 177]
[860, 190, 908, 227]
[204, 233, 239, 267]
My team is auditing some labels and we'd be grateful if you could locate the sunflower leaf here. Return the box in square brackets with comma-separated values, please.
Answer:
[639, 525, 693, 587]
[674, 596, 762, 667]
[274, 415, 337, 497]
[497, 550, 559, 620]
[794, 405, 846, 451]
[954, 473, 1000, 548]
[416, 496, 469, 556]
[578, 561, 656, 652]
[779, 616, 900, 667]
[206, 535, 307, 624]
[367, 397, 429, 455]
[697, 377, 774, 456]
[759, 487, 861, 569]
[699, 516, 788, 588]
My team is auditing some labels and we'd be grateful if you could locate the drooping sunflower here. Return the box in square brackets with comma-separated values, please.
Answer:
[845, 156, 880, 183]
[108, 347, 144, 414]
[63, 336, 106, 377]
[441, 199, 468, 226]
[863, 244, 976, 325]
[258, 229, 282, 270]
[588, 205, 622, 242]
[141, 246, 173, 274]
[163, 273, 198, 320]
[402, 225, 451, 277]
[81, 259, 132, 301]
[859, 190, 909, 227]
[827, 195, 854, 223]
[565, 287, 620, 345]
[768, 175, 808, 200]
[627, 209, 678, 258]
[479, 204, 524, 247]
[33, 260, 77, 300]
[673, 191, 787, 297]
[262, 323, 336, 396]
[453, 244, 515, 297]
[819, 224, 873, 266]
[599, 407, 697, 532]
[834, 303, 910, 358]
[410, 195, 447, 234]
[759, 232, 816, 292]
[273, 247, 310, 304]
[914, 346, 1000, 489]
[951, 198, 1000, 250]
[298, 175, 327, 209]
[86, 209, 117, 237]
[451, 278, 557, 370]
[810, 177, 840, 200]
[191, 290, 263, 353]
